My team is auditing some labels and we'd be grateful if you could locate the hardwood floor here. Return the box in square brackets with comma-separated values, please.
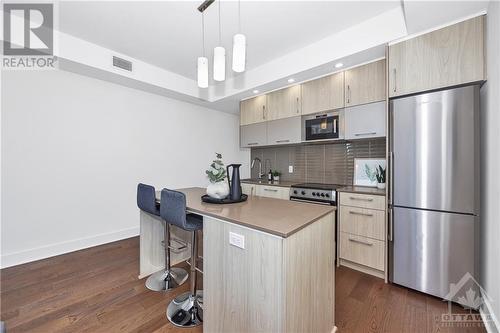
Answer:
[1, 237, 486, 333]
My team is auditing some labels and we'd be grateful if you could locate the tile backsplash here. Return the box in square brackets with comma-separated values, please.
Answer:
[250, 139, 386, 185]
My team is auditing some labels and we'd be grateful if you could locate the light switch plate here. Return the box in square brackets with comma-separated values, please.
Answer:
[229, 232, 245, 249]
[289, 165, 294, 173]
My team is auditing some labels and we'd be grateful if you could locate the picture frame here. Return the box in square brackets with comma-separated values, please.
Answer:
[354, 158, 387, 187]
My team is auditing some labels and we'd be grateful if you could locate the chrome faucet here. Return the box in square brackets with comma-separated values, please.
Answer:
[251, 157, 264, 179]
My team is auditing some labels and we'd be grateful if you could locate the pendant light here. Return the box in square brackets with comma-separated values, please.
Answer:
[213, 0, 225, 81]
[197, 12, 208, 88]
[232, 0, 246, 73]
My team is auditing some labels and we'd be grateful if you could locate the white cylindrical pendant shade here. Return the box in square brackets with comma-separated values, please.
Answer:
[232, 33, 246, 73]
[197, 57, 208, 88]
[213, 46, 226, 81]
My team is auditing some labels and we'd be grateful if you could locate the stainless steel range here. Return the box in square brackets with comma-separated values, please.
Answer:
[289, 183, 341, 205]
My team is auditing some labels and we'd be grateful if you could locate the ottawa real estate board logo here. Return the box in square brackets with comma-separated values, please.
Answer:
[3, 3, 57, 69]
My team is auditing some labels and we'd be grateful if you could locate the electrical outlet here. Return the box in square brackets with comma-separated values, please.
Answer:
[289, 165, 294, 173]
[229, 232, 245, 249]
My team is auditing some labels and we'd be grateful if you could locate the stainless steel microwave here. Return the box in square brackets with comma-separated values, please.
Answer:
[302, 110, 345, 141]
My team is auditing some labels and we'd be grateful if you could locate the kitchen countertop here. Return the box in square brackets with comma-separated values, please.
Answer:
[241, 179, 295, 188]
[156, 187, 335, 238]
[337, 185, 386, 196]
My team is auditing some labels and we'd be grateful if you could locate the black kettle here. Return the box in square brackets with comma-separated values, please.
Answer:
[226, 164, 242, 201]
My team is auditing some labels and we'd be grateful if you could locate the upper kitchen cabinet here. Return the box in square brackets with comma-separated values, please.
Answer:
[345, 59, 386, 107]
[301, 72, 344, 115]
[389, 16, 485, 98]
[267, 85, 302, 120]
[345, 101, 386, 140]
[240, 95, 267, 125]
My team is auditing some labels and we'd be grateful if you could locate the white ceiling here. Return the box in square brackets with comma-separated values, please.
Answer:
[54, 1, 490, 113]
[403, 1, 489, 34]
[59, 1, 399, 82]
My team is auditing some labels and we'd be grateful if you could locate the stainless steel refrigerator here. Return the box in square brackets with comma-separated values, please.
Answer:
[388, 85, 480, 300]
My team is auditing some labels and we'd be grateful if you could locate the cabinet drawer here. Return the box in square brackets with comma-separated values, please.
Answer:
[339, 232, 384, 271]
[340, 206, 385, 240]
[339, 192, 385, 210]
[255, 185, 289, 200]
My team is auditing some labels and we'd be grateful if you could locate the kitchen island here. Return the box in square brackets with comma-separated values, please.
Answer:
[140, 187, 336, 333]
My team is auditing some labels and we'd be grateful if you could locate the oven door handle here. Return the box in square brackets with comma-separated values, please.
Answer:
[290, 197, 333, 206]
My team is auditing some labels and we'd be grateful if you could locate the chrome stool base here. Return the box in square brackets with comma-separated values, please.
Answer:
[145, 267, 188, 292]
[166, 291, 203, 327]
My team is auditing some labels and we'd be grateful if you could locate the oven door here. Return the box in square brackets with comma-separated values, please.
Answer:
[305, 114, 339, 141]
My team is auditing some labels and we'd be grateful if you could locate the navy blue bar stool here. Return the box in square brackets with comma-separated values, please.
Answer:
[137, 183, 188, 292]
[161, 189, 203, 328]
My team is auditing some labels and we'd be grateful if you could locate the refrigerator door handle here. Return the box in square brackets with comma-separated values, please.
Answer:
[389, 151, 394, 205]
[388, 207, 393, 242]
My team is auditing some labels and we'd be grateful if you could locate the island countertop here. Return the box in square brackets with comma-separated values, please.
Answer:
[156, 187, 335, 238]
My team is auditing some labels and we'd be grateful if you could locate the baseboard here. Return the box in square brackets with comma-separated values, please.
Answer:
[0, 227, 140, 269]
[481, 293, 500, 333]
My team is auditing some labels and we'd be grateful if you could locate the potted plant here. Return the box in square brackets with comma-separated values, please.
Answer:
[205, 153, 230, 199]
[272, 170, 281, 182]
[375, 165, 386, 189]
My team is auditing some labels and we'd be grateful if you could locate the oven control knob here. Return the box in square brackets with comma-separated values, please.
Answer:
[293, 190, 298, 194]
[301, 191, 306, 195]
[320, 193, 325, 197]
[325, 193, 330, 198]
[312, 192, 316, 196]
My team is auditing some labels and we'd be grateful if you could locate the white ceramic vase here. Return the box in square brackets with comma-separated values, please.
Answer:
[377, 182, 386, 189]
[207, 181, 230, 199]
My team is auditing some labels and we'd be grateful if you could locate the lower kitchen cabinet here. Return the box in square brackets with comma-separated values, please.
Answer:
[345, 101, 386, 140]
[241, 183, 256, 196]
[240, 122, 267, 148]
[338, 192, 386, 278]
[255, 185, 289, 199]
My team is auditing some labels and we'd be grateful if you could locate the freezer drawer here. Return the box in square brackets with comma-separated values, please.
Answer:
[390, 207, 477, 299]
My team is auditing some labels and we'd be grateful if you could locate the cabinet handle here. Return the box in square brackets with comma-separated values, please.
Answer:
[247, 142, 259, 146]
[264, 188, 278, 192]
[348, 237, 373, 246]
[354, 132, 377, 137]
[349, 196, 373, 202]
[296, 97, 300, 114]
[347, 85, 351, 104]
[349, 210, 374, 217]
[276, 139, 290, 143]
[392, 68, 397, 93]
[262, 105, 266, 120]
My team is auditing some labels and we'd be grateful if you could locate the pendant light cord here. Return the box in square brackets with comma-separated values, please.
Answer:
[201, 12, 205, 56]
[218, 0, 222, 44]
[238, 0, 241, 33]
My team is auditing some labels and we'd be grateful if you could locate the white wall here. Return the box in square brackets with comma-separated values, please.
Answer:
[1, 69, 249, 268]
[480, 2, 500, 332]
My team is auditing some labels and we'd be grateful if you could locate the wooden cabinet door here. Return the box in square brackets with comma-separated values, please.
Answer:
[241, 184, 256, 196]
[267, 85, 301, 120]
[301, 72, 344, 115]
[345, 102, 386, 140]
[240, 95, 267, 125]
[389, 16, 485, 97]
[345, 59, 386, 107]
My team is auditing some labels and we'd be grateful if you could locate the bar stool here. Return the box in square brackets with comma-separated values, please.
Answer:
[160, 189, 203, 328]
[137, 183, 188, 292]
